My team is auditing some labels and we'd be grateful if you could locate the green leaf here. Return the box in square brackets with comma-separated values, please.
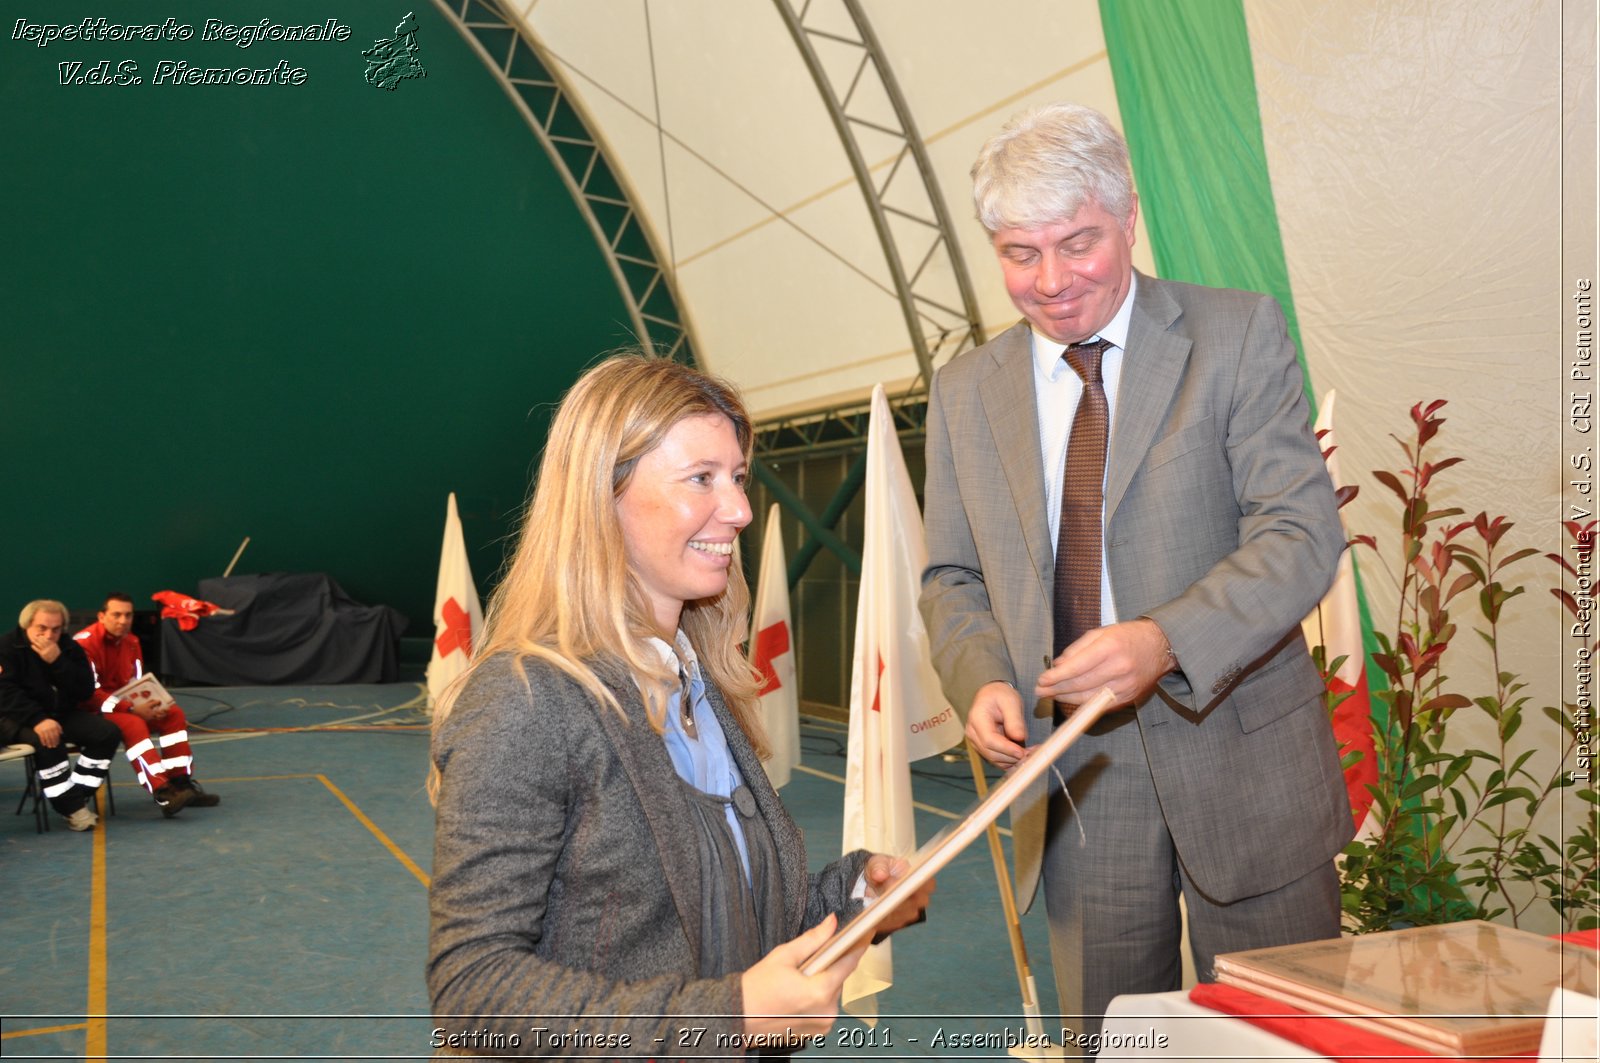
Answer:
[1402, 775, 1442, 800]
[1508, 749, 1538, 780]
[1483, 787, 1537, 810]
[1439, 758, 1472, 790]
[1542, 705, 1571, 730]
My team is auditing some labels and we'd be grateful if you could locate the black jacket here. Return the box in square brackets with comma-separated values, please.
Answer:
[0, 626, 94, 728]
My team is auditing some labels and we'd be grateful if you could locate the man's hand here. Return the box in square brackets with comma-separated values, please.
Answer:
[862, 855, 935, 938]
[28, 636, 60, 664]
[33, 718, 62, 749]
[966, 680, 1028, 768]
[1035, 618, 1173, 708]
[128, 701, 159, 723]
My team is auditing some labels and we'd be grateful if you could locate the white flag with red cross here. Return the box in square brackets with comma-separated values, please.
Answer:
[841, 385, 964, 1014]
[751, 503, 801, 789]
[427, 492, 483, 710]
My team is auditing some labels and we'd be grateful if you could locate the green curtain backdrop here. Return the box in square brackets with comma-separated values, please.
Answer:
[1, 4, 630, 626]
[1099, 0, 1313, 408]
[1098, 0, 1387, 704]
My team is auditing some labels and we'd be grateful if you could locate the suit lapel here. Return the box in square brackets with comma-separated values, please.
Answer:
[978, 323, 1054, 603]
[1108, 275, 1191, 519]
[588, 662, 704, 966]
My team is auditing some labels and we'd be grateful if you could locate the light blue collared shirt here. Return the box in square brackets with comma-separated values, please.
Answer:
[649, 631, 752, 884]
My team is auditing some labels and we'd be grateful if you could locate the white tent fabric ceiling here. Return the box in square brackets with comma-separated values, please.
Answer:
[500, 0, 1152, 418]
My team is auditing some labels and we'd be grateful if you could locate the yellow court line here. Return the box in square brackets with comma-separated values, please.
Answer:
[88, 788, 108, 1060]
[0, 1021, 89, 1040]
[316, 774, 430, 887]
[75, 771, 421, 1060]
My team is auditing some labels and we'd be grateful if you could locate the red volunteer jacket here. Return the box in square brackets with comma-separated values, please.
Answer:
[72, 621, 143, 713]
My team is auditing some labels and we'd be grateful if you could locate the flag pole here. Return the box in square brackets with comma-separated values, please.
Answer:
[967, 746, 1042, 1028]
[968, 745, 1068, 1061]
[222, 536, 251, 578]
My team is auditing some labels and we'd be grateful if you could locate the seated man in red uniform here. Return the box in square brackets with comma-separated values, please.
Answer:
[74, 592, 220, 817]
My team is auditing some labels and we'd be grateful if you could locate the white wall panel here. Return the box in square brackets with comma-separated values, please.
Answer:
[1248, 0, 1573, 931]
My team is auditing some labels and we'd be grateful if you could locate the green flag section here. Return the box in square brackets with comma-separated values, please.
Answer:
[1098, 0, 1388, 783]
[1098, 0, 1312, 411]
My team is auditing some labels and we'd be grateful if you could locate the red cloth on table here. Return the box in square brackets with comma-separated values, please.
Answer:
[1187, 929, 1598, 1063]
[151, 590, 225, 631]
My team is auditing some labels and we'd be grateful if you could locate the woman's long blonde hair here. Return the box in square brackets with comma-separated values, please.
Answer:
[428, 353, 767, 798]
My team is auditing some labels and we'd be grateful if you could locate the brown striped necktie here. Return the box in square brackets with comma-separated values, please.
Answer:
[1052, 338, 1113, 659]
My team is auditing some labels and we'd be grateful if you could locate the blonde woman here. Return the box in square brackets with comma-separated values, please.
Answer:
[427, 354, 931, 1056]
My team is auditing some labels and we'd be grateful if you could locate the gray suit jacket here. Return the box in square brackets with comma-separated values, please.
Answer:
[428, 653, 869, 1057]
[919, 272, 1354, 908]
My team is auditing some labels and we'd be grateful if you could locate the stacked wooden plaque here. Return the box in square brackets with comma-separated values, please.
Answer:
[1214, 920, 1599, 1056]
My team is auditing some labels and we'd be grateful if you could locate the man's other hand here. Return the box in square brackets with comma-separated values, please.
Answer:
[966, 680, 1028, 768]
[1035, 618, 1173, 708]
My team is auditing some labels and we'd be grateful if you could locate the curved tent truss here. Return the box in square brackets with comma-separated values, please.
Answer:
[441, 0, 988, 434]
[435, 0, 698, 363]
[772, 0, 985, 394]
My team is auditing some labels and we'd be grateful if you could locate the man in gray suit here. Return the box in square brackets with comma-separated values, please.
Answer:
[919, 103, 1353, 1041]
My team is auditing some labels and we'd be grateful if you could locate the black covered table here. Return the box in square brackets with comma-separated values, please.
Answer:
[158, 572, 407, 685]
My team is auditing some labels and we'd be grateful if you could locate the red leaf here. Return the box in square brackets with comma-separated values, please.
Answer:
[1444, 571, 1478, 604]
[1373, 469, 1410, 503]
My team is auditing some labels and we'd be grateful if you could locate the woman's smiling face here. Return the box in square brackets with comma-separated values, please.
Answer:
[616, 413, 752, 637]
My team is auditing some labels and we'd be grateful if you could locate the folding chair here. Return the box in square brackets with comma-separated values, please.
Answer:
[2, 744, 47, 833]
[5, 743, 117, 833]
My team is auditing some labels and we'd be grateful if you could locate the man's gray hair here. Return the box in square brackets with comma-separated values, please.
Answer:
[19, 599, 68, 629]
[971, 102, 1135, 234]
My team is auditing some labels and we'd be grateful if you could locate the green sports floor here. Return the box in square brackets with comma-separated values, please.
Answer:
[0, 683, 1070, 1062]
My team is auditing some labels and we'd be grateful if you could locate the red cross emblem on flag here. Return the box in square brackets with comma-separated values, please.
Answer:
[435, 597, 474, 658]
[752, 619, 790, 696]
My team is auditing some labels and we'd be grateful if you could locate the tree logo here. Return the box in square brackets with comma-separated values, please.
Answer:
[363, 12, 427, 91]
